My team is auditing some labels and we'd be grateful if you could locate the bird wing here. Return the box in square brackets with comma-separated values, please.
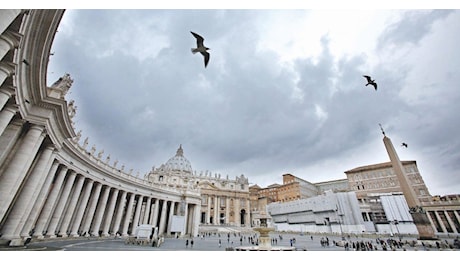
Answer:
[191, 31, 205, 47]
[372, 82, 377, 90]
[363, 75, 372, 82]
[201, 51, 210, 68]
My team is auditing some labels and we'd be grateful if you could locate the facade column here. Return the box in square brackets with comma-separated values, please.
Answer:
[45, 171, 77, 238]
[0, 125, 45, 222]
[158, 200, 168, 236]
[81, 182, 102, 236]
[167, 201, 176, 235]
[121, 193, 135, 236]
[111, 190, 127, 236]
[0, 86, 15, 110]
[101, 189, 120, 236]
[225, 197, 230, 225]
[33, 166, 67, 238]
[90, 185, 111, 236]
[235, 197, 241, 226]
[193, 203, 201, 237]
[207, 196, 212, 224]
[69, 179, 94, 237]
[445, 210, 459, 234]
[22, 160, 59, 237]
[0, 104, 18, 136]
[182, 202, 189, 236]
[0, 61, 15, 87]
[0, 145, 55, 245]
[0, 30, 21, 60]
[0, 119, 23, 169]
[151, 199, 160, 228]
[434, 211, 448, 233]
[0, 10, 21, 35]
[214, 195, 219, 224]
[245, 199, 251, 227]
[143, 197, 152, 224]
[132, 195, 144, 234]
[58, 174, 85, 237]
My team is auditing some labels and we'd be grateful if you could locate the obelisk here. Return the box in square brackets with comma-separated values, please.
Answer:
[380, 125, 436, 240]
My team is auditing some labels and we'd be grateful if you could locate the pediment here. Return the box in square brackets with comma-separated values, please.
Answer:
[199, 181, 219, 191]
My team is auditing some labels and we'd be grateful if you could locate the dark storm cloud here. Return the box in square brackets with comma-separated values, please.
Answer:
[48, 9, 460, 195]
[377, 9, 454, 50]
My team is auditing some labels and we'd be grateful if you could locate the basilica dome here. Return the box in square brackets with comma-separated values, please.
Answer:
[162, 145, 193, 174]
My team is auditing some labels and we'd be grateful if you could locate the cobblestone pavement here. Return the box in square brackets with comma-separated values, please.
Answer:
[1, 232, 459, 252]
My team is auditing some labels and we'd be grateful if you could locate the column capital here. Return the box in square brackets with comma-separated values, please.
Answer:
[0, 30, 22, 48]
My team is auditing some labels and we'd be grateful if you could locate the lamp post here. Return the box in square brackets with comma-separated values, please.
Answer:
[338, 213, 345, 240]
[335, 204, 345, 240]
[393, 220, 401, 240]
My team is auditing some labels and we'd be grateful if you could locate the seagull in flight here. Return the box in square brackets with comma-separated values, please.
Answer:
[401, 142, 408, 148]
[190, 31, 210, 68]
[363, 75, 377, 90]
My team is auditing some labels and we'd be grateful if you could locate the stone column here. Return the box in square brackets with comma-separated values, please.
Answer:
[22, 160, 59, 237]
[33, 166, 67, 238]
[158, 200, 168, 236]
[0, 104, 17, 136]
[58, 175, 85, 237]
[214, 195, 219, 224]
[225, 197, 230, 225]
[0, 10, 21, 35]
[151, 199, 160, 228]
[45, 171, 77, 238]
[193, 204, 201, 237]
[0, 125, 45, 221]
[69, 180, 94, 237]
[0, 30, 21, 60]
[182, 202, 189, 236]
[0, 119, 23, 169]
[0, 145, 55, 245]
[235, 197, 241, 226]
[121, 193, 135, 237]
[101, 189, 120, 236]
[0, 61, 15, 87]
[143, 197, 152, 224]
[246, 199, 251, 227]
[444, 210, 458, 234]
[207, 196, 212, 224]
[167, 201, 176, 235]
[111, 190, 127, 236]
[132, 195, 144, 234]
[90, 185, 111, 236]
[383, 135, 436, 240]
[434, 211, 448, 233]
[80, 182, 102, 236]
[0, 86, 15, 110]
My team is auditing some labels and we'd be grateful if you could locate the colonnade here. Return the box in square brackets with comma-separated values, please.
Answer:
[203, 194, 251, 226]
[427, 209, 460, 236]
[0, 9, 200, 247]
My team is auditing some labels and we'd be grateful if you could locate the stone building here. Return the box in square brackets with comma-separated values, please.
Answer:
[344, 161, 432, 203]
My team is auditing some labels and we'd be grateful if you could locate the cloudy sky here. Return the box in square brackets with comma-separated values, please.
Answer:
[43, 5, 460, 196]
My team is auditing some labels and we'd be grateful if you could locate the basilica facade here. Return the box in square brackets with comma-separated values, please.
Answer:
[147, 145, 251, 232]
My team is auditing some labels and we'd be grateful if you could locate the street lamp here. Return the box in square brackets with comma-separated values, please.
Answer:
[393, 220, 401, 240]
[335, 205, 345, 240]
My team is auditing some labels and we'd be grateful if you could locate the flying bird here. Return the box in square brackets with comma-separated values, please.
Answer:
[363, 75, 377, 90]
[190, 31, 210, 68]
[401, 143, 408, 148]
